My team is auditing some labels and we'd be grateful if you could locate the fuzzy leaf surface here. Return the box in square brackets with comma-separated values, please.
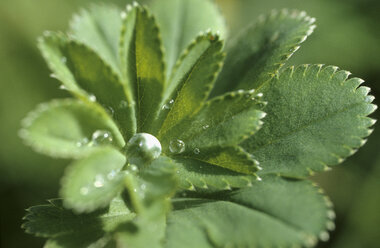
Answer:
[20, 99, 124, 159]
[23, 197, 134, 248]
[60, 147, 127, 213]
[151, 0, 226, 77]
[119, 5, 165, 133]
[243, 65, 377, 177]
[166, 175, 334, 248]
[69, 4, 122, 74]
[157, 35, 224, 137]
[213, 9, 316, 96]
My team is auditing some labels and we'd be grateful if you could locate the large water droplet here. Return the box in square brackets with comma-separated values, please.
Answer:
[91, 130, 113, 146]
[169, 139, 185, 154]
[126, 133, 162, 166]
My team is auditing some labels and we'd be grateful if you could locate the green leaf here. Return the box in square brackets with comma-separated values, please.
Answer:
[174, 158, 260, 191]
[153, 33, 224, 134]
[163, 90, 265, 149]
[19, 99, 124, 159]
[212, 9, 316, 96]
[166, 175, 335, 248]
[118, 157, 178, 248]
[151, 0, 226, 78]
[60, 147, 127, 213]
[69, 4, 122, 74]
[23, 197, 134, 248]
[119, 5, 165, 133]
[242, 65, 377, 177]
[39, 33, 136, 139]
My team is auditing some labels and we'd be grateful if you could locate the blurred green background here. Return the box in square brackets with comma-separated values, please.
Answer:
[0, 0, 379, 247]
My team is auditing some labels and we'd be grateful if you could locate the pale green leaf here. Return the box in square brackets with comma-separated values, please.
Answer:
[60, 147, 127, 213]
[153, 33, 224, 134]
[151, 0, 226, 77]
[119, 5, 165, 133]
[242, 65, 377, 177]
[23, 197, 134, 248]
[38, 32, 136, 139]
[69, 4, 122, 74]
[20, 99, 124, 159]
[212, 9, 316, 96]
[166, 175, 334, 248]
[174, 158, 260, 191]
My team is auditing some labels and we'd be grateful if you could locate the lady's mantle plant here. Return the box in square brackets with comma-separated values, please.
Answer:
[21, 0, 376, 247]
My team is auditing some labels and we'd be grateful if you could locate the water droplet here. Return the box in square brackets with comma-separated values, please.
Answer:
[59, 85, 67, 90]
[120, 11, 127, 19]
[169, 139, 185, 154]
[202, 125, 210, 130]
[107, 106, 114, 116]
[257, 165, 263, 171]
[89, 94, 96, 102]
[76, 137, 89, 147]
[256, 93, 263, 98]
[61, 57, 67, 64]
[140, 184, 146, 190]
[119, 100, 128, 109]
[107, 170, 118, 180]
[50, 73, 57, 79]
[256, 176, 262, 181]
[126, 5, 133, 11]
[91, 130, 113, 146]
[319, 231, 329, 242]
[132, 1, 138, 7]
[162, 99, 174, 110]
[126, 133, 162, 166]
[94, 174, 105, 188]
[129, 164, 139, 172]
[80, 187, 89, 195]
[193, 148, 200, 154]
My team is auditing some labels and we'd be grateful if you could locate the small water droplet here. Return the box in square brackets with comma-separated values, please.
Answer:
[129, 164, 138, 172]
[126, 5, 133, 11]
[107, 170, 117, 180]
[319, 231, 330, 242]
[126, 133, 162, 166]
[162, 99, 174, 110]
[94, 174, 105, 188]
[89, 94, 96, 102]
[119, 100, 128, 109]
[256, 176, 262, 181]
[256, 93, 263, 98]
[169, 139, 185, 154]
[91, 130, 113, 146]
[76, 137, 89, 147]
[107, 106, 114, 116]
[202, 124, 210, 130]
[59, 85, 67, 90]
[120, 11, 127, 19]
[257, 165, 263, 171]
[193, 148, 200, 154]
[80, 187, 89, 195]
[61, 57, 67, 64]
[50, 73, 57, 79]
[132, 1, 138, 7]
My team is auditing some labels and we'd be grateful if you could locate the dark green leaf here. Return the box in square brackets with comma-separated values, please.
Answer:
[212, 9, 316, 96]
[19, 99, 124, 159]
[119, 4, 165, 133]
[243, 65, 377, 177]
[166, 175, 334, 248]
[151, 0, 226, 77]
[60, 147, 127, 213]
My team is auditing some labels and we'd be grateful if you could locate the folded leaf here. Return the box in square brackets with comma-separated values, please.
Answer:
[242, 65, 377, 177]
[156, 34, 225, 137]
[119, 5, 165, 133]
[60, 147, 127, 213]
[166, 175, 335, 248]
[212, 9, 316, 96]
[161, 90, 266, 158]
[20, 99, 124, 159]
[174, 158, 260, 191]
[151, 0, 226, 77]
[69, 4, 122, 74]
[23, 197, 134, 247]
